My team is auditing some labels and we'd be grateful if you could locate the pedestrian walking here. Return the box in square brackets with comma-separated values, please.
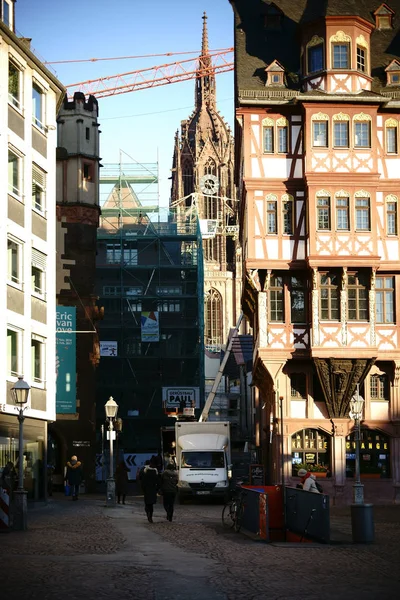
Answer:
[1, 461, 17, 498]
[115, 460, 129, 504]
[139, 457, 160, 523]
[65, 455, 83, 501]
[160, 463, 178, 522]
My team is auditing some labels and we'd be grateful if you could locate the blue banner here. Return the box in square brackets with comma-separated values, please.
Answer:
[56, 306, 76, 414]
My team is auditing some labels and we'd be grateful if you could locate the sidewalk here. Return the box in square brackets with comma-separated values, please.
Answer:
[0, 493, 399, 600]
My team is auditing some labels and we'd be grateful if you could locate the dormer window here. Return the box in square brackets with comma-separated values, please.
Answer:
[265, 59, 285, 87]
[306, 35, 325, 75]
[374, 3, 394, 30]
[263, 3, 283, 31]
[385, 60, 400, 86]
[330, 31, 352, 70]
[1, 0, 13, 30]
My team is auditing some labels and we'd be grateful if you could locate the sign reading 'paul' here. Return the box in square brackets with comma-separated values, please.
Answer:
[56, 306, 76, 414]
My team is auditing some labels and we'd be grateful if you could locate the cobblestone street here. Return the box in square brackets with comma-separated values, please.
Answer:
[1, 493, 399, 600]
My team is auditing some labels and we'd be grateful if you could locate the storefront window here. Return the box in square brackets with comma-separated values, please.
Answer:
[346, 429, 390, 478]
[291, 428, 331, 475]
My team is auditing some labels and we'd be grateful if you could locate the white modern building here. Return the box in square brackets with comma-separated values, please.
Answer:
[0, 1, 65, 501]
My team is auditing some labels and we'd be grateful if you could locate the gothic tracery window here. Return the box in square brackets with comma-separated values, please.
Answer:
[205, 288, 223, 350]
[182, 162, 193, 197]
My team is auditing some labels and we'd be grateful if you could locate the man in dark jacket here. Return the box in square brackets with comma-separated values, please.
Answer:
[65, 455, 83, 501]
[160, 463, 178, 522]
[139, 458, 159, 522]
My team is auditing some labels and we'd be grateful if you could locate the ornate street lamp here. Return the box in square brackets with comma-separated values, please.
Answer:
[349, 383, 365, 505]
[104, 396, 118, 506]
[11, 376, 31, 530]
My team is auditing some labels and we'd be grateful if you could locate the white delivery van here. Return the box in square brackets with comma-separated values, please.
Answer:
[175, 421, 231, 502]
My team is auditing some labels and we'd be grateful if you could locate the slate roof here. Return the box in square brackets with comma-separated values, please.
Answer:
[229, 0, 400, 95]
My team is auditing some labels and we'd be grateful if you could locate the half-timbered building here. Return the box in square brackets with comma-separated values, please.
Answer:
[230, 0, 400, 504]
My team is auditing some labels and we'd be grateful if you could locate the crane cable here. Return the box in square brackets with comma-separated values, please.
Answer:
[45, 48, 233, 65]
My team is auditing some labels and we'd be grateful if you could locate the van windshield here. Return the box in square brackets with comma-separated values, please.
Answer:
[181, 451, 225, 469]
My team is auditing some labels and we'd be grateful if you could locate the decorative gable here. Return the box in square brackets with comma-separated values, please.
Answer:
[385, 59, 400, 85]
[373, 3, 395, 30]
[265, 60, 286, 87]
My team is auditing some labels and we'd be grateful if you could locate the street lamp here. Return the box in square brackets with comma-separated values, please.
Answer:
[11, 376, 31, 530]
[104, 396, 118, 506]
[349, 383, 374, 543]
[349, 383, 365, 505]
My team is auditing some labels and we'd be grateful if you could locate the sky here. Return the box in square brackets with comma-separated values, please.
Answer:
[16, 0, 234, 207]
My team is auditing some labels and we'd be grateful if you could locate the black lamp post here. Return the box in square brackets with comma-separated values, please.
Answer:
[11, 376, 31, 530]
[104, 396, 118, 506]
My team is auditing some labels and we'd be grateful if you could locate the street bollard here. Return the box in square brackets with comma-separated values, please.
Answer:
[0, 488, 11, 532]
[351, 503, 374, 543]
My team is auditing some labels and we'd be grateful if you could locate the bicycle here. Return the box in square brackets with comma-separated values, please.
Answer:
[222, 487, 246, 532]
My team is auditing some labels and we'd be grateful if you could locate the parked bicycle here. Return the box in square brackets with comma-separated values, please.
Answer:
[222, 486, 247, 532]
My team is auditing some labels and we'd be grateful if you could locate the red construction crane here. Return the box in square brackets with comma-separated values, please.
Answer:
[65, 49, 234, 99]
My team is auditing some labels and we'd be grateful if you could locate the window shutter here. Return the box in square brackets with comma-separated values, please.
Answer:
[32, 249, 46, 271]
[32, 164, 46, 190]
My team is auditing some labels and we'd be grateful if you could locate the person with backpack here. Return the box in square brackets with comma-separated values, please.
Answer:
[139, 457, 160, 523]
[160, 463, 178, 522]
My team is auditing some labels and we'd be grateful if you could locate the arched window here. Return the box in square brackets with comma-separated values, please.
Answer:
[182, 162, 193, 197]
[346, 429, 390, 478]
[291, 428, 331, 475]
[204, 157, 216, 176]
[204, 288, 223, 350]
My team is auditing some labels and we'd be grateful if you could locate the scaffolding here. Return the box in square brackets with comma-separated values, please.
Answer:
[96, 154, 204, 451]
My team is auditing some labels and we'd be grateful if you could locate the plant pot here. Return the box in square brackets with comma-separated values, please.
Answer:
[313, 472, 327, 478]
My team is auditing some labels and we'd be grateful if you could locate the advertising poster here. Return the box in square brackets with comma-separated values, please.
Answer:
[100, 341, 118, 356]
[141, 311, 159, 342]
[56, 306, 76, 414]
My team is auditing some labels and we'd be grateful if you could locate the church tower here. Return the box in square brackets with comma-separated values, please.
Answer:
[170, 13, 240, 358]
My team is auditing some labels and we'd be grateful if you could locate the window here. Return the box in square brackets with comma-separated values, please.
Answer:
[7, 238, 22, 285]
[333, 121, 349, 147]
[103, 286, 121, 296]
[283, 196, 293, 234]
[308, 44, 324, 73]
[355, 197, 370, 230]
[313, 121, 328, 147]
[376, 277, 394, 323]
[83, 162, 93, 181]
[205, 288, 223, 349]
[267, 199, 277, 234]
[263, 125, 274, 153]
[106, 243, 121, 264]
[156, 286, 182, 295]
[123, 245, 138, 266]
[31, 249, 46, 296]
[370, 375, 389, 400]
[32, 164, 46, 212]
[8, 60, 21, 109]
[317, 197, 330, 230]
[8, 148, 22, 197]
[157, 300, 180, 312]
[125, 286, 142, 297]
[2, 0, 11, 27]
[357, 46, 366, 72]
[336, 196, 349, 230]
[347, 272, 368, 321]
[332, 44, 349, 69]
[278, 124, 288, 153]
[31, 336, 45, 384]
[269, 276, 284, 322]
[391, 73, 400, 84]
[354, 121, 371, 148]
[291, 429, 330, 476]
[346, 429, 390, 478]
[7, 328, 21, 377]
[290, 373, 307, 398]
[32, 82, 44, 130]
[290, 277, 306, 323]
[320, 272, 339, 320]
[386, 120, 398, 153]
[386, 197, 397, 235]
[85, 127, 90, 140]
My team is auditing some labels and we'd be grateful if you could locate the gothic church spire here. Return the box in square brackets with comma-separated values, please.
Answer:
[196, 12, 216, 110]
